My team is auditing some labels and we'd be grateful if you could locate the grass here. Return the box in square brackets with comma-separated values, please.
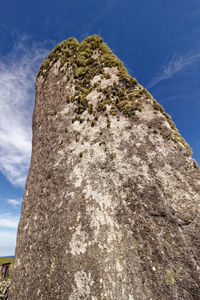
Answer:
[0, 257, 14, 265]
[0, 257, 14, 281]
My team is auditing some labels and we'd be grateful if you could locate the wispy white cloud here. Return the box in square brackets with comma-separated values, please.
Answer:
[7, 199, 21, 208]
[148, 51, 200, 89]
[0, 37, 50, 187]
[0, 213, 19, 229]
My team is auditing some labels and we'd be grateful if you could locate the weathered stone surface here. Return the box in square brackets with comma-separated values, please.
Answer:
[10, 35, 200, 299]
[0, 279, 11, 299]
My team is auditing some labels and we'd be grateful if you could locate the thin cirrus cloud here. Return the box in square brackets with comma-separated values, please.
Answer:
[148, 50, 200, 89]
[0, 213, 19, 229]
[7, 198, 21, 208]
[0, 38, 50, 187]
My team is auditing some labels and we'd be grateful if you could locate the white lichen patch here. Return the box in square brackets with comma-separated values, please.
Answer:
[138, 102, 157, 121]
[131, 124, 149, 143]
[107, 116, 132, 141]
[65, 83, 75, 98]
[154, 163, 200, 221]
[146, 150, 157, 163]
[91, 74, 103, 86]
[52, 60, 61, 76]
[87, 205, 121, 247]
[54, 149, 65, 167]
[69, 164, 84, 188]
[90, 67, 118, 89]
[87, 206, 114, 231]
[155, 167, 174, 189]
[76, 212, 81, 222]
[137, 164, 151, 181]
[86, 89, 103, 106]
[69, 224, 89, 255]
[155, 141, 171, 158]
[69, 270, 95, 300]
[50, 257, 56, 275]
[171, 189, 197, 213]
[149, 133, 165, 146]
[59, 103, 73, 116]
[116, 260, 123, 273]
[103, 66, 118, 75]
[83, 185, 115, 210]
[106, 229, 123, 248]
[99, 76, 117, 89]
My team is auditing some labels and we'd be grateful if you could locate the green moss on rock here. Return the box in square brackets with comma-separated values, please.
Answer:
[37, 34, 193, 154]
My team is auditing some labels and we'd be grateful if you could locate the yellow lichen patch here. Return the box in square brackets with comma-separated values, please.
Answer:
[165, 270, 175, 285]
[175, 269, 181, 280]
[173, 245, 182, 252]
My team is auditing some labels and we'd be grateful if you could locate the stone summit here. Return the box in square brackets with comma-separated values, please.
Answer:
[9, 35, 200, 299]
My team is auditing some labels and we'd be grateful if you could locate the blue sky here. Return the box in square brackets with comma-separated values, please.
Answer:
[0, 0, 200, 256]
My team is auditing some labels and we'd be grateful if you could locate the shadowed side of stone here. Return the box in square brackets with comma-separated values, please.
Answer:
[9, 35, 200, 299]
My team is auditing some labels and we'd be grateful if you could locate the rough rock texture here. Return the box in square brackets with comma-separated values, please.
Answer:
[0, 279, 11, 299]
[10, 35, 200, 299]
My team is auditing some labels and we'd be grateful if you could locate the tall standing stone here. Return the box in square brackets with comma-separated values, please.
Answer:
[10, 35, 200, 299]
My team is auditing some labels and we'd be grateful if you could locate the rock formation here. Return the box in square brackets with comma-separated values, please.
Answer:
[10, 35, 200, 299]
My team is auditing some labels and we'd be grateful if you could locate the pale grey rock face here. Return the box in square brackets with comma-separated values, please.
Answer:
[9, 36, 200, 299]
